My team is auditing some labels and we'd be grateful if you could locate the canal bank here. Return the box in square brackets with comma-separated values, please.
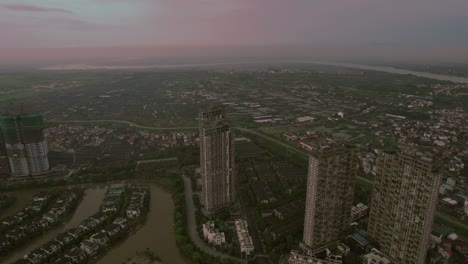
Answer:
[1, 182, 189, 264]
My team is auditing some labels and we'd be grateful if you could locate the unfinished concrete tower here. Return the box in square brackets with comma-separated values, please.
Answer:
[0, 115, 49, 177]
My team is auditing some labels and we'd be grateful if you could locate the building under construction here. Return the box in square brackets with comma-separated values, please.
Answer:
[0, 115, 49, 177]
[199, 106, 235, 216]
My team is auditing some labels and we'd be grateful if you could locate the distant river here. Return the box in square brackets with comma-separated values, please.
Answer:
[0, 182, 189, 264]
[41, 61, 468, 83]
[303, 61, 468, 84]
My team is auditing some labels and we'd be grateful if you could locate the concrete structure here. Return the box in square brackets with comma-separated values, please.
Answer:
[199, 106, 235, 216]
[351, 203, 369, 221]
[288, 250, 341, 264]
[202, 221, 226, 245]
[303, 144, 358, 248]
[362, 249, 392, 264]
[367, 150, 441, 264]
[0, 115, 49, 176]
[234, 219, 255, 256]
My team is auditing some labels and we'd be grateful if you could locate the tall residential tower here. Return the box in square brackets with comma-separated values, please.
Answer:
[303, 144, 358, 249]
[0, 115, 49, 177]
[199, 106, 235, 216]
[367, 150, 440, 264]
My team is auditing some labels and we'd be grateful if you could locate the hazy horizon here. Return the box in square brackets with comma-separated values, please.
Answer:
[1, 0, 468, 67]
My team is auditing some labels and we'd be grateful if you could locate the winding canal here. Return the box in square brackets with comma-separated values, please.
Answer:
[0, 182, 189, 264]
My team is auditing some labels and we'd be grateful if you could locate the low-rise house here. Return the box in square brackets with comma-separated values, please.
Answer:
[1, 216, 19, 228]
[14, 212, 29, 222]
[101, 204, 118, 213]
[126, 206, 141, 218]
[40, 240, 62, 256]
[235, 219, 255, 257]
[55, 232, 76, 247]
[67, 227, 87, 239]
[362, 249, 392, 264]
[91, 231, 110, 247]
[80, 218, 98, 230]
[6, 229, 26, 242]
[91, 212, 108, 225]
[37, 218, 52, 230]
[300, 141, 315, 151]
[43, 213, 59, 223]
[24, 248, 47, 264]
[0, 238, 11, 251]
[113, 218, 129, 230]
[64, 246, 87, 264]
[33, 193, 51, 202]
[80, 239, 100, 256]
[104, 224, 123, 240]
[202, 221, 226, 246]
[21, 223, 40, 235]
[430, 230, 443, 245]
[51, 257, 74, 264]
[284, 132, 298, 141]
[288, 250, 341, 264]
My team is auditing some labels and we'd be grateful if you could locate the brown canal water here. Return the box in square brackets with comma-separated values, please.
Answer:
[0, 183, 189, 264]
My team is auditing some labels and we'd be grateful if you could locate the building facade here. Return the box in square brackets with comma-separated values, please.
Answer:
[367, 150, 441, 264]
[303, 144, 358, 249]
[199, 106, 235, 216]
[288, 250, 342, 264]
[0, 115, 49, 177]
[202, 221, 226, 246]
[362, 249, 392, 264]
[235, 219, 255, 256]
[0, 133, 10, 175]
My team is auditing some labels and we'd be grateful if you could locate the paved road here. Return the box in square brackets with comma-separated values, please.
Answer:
[182, 175, 246, 263]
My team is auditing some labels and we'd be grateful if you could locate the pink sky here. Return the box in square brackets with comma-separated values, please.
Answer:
[1, 0, 468, 66]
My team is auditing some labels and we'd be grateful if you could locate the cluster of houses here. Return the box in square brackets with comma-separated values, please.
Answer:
[1, 193, 51, 232]
[234, 219, 255, 257]
[429, 226, 468, 262]
[13, 184, 151, 264]
[1, 191, 81, 255]
[16, 216, 129, 264]
[45, 125, 197, 151]
[126, 186, 149, 219]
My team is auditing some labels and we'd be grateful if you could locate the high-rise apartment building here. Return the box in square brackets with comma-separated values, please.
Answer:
[303, 144, 358, 249]
[0, 133, 9, 175]
[199, 106, 235, 216]
[367, 150, 440, 264]
[0, 115, 49, 177]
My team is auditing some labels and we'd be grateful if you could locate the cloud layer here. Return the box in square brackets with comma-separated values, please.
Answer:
[1, 0, 468, 65]
[0, 4, 72, 14]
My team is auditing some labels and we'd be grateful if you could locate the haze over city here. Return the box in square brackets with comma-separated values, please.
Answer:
[1, 0, 468, 67]
[1, 1, 468, 264]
